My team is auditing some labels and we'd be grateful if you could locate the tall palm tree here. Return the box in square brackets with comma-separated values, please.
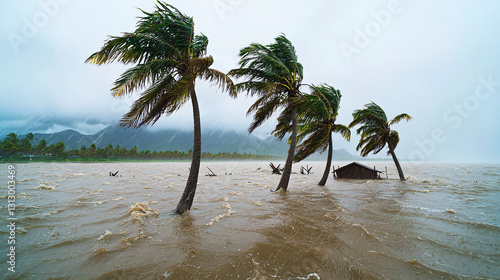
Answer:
[291, 84, 351, 186]
[86, 1, 236, 214]
[229, 34, 304, 192]
[26, 132, 34, 156]
[349, 102, 412, 180]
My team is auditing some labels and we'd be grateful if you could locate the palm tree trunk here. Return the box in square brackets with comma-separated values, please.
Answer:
[318, 132, 333, 186]
[175, 90, 202, 214]
[275, 107, 297, 191]
[388, 142, 405, 181]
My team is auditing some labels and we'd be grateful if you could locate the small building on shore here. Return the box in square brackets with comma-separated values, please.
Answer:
[333, 162, 382, 179]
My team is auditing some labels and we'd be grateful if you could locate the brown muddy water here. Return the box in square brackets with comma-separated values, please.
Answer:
[1, 161, 499, 279]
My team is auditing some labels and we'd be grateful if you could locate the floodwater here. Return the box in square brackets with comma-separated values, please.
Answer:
[1, 161, 499, 279]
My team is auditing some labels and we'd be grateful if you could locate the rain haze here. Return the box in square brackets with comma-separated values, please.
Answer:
[1, 0, 499, 163]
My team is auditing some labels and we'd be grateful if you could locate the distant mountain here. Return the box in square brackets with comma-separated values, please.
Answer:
[32, 126, 359, 160]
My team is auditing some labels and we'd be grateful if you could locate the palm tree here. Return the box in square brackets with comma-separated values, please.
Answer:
[86, 1, 236, 214]
[26, 133, 34, 157]
[291, 84, 351, 186]
[35, 139, 47, 156]
[349, 102, 412, 180]
[3, 133, 19, 156]
[229, 34, 303, 192]
[4, 133, 18, 142]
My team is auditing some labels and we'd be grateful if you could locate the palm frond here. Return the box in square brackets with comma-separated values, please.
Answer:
[296, 123, 323, 142]
[192, 34, 209, 58]
[190, 56, 214, 73]
[86, 2, 195, 66]
[294, 127, 330, 162]
[234, 81, 283, 98]
[359, 126, 383, 140]
[358, 135, 386, 157]
[351, 101, 411, 157]
[332, 124, 351, 141]
[248, 94, 282, 133]
[389, 113, 413, 126]
[201, 68, 237, 98]
[273, 104, 297, 140]
[387, 130, 400, 154]
[229, 34, 303, 100]
[120, 74, 191, 128]
[349, 101, 388, 128]
[237, 42, 291, 80]
[111, 59, 177, 97]
[85, 34, 177, 65]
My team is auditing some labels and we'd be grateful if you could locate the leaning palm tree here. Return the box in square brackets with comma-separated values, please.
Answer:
[349, 102, 412, 180]
[291, 84, 351, 186]
[229, 34, 303, 192]
[86, 1, 236, 214]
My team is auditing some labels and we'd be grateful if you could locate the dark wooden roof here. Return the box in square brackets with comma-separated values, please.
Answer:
[334, 162, 383, 173]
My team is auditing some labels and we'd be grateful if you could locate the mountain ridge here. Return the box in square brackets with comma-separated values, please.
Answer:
[32, 126, 359, 160]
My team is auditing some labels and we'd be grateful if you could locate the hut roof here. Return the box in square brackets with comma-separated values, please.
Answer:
[334, 162, 383, 173]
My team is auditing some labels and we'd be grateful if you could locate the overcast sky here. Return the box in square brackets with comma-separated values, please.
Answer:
[1, 0, 499, 163]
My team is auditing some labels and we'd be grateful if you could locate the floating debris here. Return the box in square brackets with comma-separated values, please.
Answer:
[206, 166, 217, 176]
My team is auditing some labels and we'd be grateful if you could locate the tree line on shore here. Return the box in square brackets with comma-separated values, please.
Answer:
[0, 132, 276, 161]
[87, 1, 412, 214]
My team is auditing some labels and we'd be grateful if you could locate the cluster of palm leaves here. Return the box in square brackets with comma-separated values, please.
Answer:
[87, 1, 411, 214]
[229, 34, 304, 192]
[349, 102, 412, 180]
[86, 2, 236, 214]
[292, 85, 351, 186]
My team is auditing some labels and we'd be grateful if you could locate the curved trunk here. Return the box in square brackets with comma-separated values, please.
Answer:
[388, 142, 405, 181]
[318, 132, 333, 186]
[275, 107, 297, 192]
[175, 90, 202, 214]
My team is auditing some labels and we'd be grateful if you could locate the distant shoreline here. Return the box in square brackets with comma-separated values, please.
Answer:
[0, 156, 282, 164]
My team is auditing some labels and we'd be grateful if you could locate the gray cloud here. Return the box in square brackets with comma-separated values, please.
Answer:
[1, 0, 499, 162]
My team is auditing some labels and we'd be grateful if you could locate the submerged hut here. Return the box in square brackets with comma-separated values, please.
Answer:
[333, 162, 382, 179]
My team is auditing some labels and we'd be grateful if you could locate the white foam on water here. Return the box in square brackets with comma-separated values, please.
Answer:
[206, 202, 235, 226]
[98, 230, 112, 240]
[37, 183, 55, 190]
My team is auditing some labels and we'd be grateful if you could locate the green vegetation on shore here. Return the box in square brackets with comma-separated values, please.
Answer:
[0, 132, 277, 163]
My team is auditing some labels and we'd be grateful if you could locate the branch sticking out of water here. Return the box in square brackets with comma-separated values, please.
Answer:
[269, 162, 283, 174]
[206, 167, 217, 177]
[300, 165, 313, 175]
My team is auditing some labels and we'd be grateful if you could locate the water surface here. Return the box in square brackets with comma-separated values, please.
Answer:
[1, 161, 499, 279]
